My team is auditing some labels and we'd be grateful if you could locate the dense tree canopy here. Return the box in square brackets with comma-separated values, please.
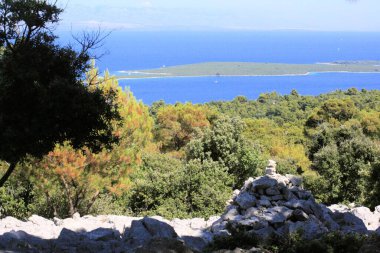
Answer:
[1, 88, 380, 219]
[0, 0, 119, 186]
[186, 116, 266, 188]
[154, 103, 215, 154]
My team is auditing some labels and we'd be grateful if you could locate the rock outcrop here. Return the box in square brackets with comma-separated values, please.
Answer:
[0, 214, 214, 252]
[210, 161, 380, 240]
[1, 161, 380, 252]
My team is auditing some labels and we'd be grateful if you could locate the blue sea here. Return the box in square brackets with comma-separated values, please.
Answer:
[60, 31, 380, 104]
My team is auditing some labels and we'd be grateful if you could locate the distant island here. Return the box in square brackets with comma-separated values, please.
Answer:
[117, 61, 380, 79]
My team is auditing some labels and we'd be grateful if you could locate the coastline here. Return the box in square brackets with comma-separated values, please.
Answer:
[117, 71, 380, 80]
[115, 61, 380, 80]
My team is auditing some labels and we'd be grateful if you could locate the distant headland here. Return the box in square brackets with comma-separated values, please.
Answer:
[116, 61, 380, 79]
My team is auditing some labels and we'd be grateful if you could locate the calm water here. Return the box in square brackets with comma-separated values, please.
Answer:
[120, 73, 380, 105]
[59, 31, 380, 103]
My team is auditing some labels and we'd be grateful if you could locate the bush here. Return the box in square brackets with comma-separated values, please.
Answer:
[207, 229, 375, 253]
[126, 153, 232, 219]
[0, 162, 36, 219]
[186, 116, 266, 188]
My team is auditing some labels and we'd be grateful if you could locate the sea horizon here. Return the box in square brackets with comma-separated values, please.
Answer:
[59, 31, 380, 104]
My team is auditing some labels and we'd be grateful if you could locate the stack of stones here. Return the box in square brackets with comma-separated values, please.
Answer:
[211, 160, 339, 239]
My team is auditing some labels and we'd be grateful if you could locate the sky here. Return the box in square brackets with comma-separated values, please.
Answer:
[57, 0, 380, 32]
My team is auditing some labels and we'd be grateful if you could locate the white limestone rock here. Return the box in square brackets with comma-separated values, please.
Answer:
[265, 160, 277, 175]
[0, 216, 24, 228]
[28, 215, 54, 227]
[351, 207, 380, 231]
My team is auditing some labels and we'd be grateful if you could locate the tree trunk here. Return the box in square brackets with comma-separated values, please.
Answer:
[60, 175, 76, 217]
[0, 162, 17, 187]
[85, 190, 100, 214]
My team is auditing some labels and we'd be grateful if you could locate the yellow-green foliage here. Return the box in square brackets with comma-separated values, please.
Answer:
[244, 118, 311, 174]
[359, 111, 380, 138]
[306, 98, 359, 128]
[27, 65, 154, 218]
[2, 87, 380, 220]
[154, 103, 215, 154]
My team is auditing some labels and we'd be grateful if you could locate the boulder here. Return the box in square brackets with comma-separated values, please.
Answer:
[285, 174, 302, 187]
[0, 231, 29, 250]
[221, 208, 240, 221]
[238, 217, 268, 230]
[351, 207, 380, 231]
[252, 176, 278, 190]
[283, 199, 314, 215]
[0, 230, 48, 252]
[287, 217, 328, 240]
[126, 219, 153, 249]
[28, 215, 55, 227]
[75, 240, 115, 253]
[107, 215, 140, 235]
[135, 238, 194, 253]
[319, 204, 340, 231]
[265, 187, 280, 196]
[211, 221, 228, 234]
[235, 192, 256, 209]
[270, 195, 283, 201]
[222, 206, 240, 221]
[214, 229, 231, 238]
[86, 227, 119, 241]
[257, 199, 271, 208]
[181, 235, 210, 252]
[282, 188, 297, 201]
[248, 226, 277, 240]
[330, 210, 368, 234]
[243, 207, 261, 218]
[142, 217, 178, 239]
[0, 216, 24, 228]
[270, 206, 293, 219]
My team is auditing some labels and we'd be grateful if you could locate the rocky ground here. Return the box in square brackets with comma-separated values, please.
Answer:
[211, 171, 380, 240]
[0, 214, 216, 252]
[1, 161, 379, 252]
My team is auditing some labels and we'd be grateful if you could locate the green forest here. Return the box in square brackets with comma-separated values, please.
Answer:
[1, 1, 380, 252]
[1, 65, 379, 220]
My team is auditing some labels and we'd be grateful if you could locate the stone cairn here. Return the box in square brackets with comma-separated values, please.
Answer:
[211, 160, 341, 240]
[1, 160, 380, 252]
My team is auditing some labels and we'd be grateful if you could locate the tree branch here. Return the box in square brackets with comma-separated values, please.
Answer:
[0, 162, 17, 187]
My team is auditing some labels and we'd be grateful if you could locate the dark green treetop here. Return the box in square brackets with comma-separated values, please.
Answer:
[0, 0, 119, 186]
